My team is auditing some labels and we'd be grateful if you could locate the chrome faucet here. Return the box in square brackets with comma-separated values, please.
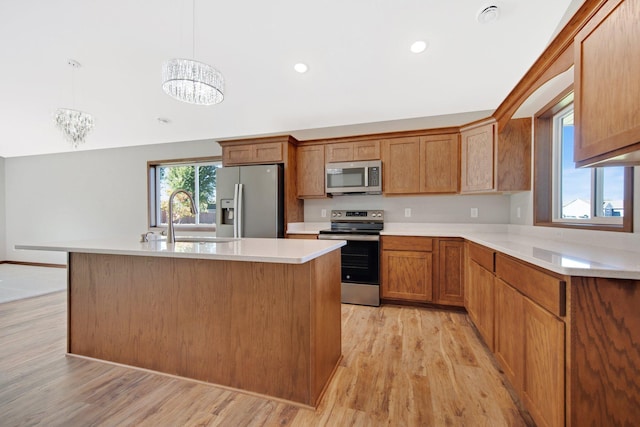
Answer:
[167, 189, 198, 244]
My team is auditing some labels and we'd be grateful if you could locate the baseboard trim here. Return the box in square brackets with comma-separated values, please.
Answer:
[1, 260, 66, 269]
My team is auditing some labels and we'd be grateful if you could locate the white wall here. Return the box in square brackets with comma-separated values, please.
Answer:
[5, 140, 221, 264]
[0, 157, 6, 260]
[304, 193, 511, 224]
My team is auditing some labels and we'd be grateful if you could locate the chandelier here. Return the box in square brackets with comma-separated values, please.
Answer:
[55, 59, 94, 148]
[162, 0, 224, 105]
[54, 108, 95, 149]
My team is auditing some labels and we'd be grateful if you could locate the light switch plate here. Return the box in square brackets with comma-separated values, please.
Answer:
[470, 208, 479, 218]
[321, 209, 327, 218]
[404, 208, 411, 217]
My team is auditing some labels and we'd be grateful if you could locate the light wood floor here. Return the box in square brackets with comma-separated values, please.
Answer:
[0, 291, 533, 426]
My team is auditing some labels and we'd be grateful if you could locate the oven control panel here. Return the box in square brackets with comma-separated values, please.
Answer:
[330, 210, 384, 221]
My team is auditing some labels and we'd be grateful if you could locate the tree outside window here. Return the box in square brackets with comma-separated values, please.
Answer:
[149, 159, 221, 228]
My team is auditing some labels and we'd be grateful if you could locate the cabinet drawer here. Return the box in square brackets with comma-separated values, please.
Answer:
[495, 254, 566, 317]
[468, 242, 495, 272]
[382, 236, 433, 252]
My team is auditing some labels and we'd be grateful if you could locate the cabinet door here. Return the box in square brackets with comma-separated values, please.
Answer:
[297, 145, 326, 198]
[460, 123, 495, 193]
[325, 143, 354, 163]
[253, 142, 283, 163]
[466, 259, 494, 350]
[353, 140, 380, 160]
[494, 278, 524, 392]
[436, 239, 464, 306]
[574, 0, 640, 165]
[224, 142, 283, 165]
[420, 134, 459, 193]
[381, 137, 421, 194]
[224, 145, 254, 165]
[382, 250, 433, 302]
[522, 298, 565, 427]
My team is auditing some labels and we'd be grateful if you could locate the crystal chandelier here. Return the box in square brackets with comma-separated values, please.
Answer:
[54, 108, 95, 149]
[162, 0, 224, 105]
[55, 59, 94, 148]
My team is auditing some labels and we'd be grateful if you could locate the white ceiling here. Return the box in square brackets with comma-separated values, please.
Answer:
[0, 0, 580, 158]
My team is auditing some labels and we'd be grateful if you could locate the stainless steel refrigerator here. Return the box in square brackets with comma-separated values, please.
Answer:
[216, 164, 284, 238]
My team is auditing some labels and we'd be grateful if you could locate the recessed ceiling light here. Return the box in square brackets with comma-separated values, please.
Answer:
[410, 40, 428, 54]
[294, 63, 308, 73]
[477, 5, 500, 23]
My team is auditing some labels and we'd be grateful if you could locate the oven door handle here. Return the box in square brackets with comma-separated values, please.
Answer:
[318, 234, 380, 242]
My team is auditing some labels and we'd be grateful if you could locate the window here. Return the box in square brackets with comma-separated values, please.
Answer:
[148, 157, 222, 230]
[534, 88, 633, 232]
[553, 106, 626, 223]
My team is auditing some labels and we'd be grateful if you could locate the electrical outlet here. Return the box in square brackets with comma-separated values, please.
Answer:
[516, 207, 521, 218]
[404, 208, 411, 217]
[470, 208, 479, 218]
[321, 209, 327, 218]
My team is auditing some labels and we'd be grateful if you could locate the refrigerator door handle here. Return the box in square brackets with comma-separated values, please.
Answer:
[237, 183, 244, 238]
[233, 184, 239, 238]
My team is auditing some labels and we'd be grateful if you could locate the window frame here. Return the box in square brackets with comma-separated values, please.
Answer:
[533, 86, 634, 232]
[147, 156, 222, 232]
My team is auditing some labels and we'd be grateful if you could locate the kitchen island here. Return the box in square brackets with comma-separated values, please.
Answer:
[16, 237, 346, 407]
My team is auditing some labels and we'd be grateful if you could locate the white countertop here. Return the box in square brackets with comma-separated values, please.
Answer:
[15, 236, 346, 265]
[287, 222, 640, 279]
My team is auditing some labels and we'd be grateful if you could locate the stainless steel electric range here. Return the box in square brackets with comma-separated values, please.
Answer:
[317, 210, 383, 306]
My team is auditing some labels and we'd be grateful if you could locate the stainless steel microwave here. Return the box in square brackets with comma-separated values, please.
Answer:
[325, 160, 382, 195]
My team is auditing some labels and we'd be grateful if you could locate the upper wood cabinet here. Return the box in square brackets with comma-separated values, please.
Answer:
[420, 134, 459, 193]
[223, 142, 283, 165]
[325, 140, 380, 163]
[574, 0, 640, 167]
[382, 133, 459, 195]
[381, 137, 421, 194]
[460, 118, 531, 193]
[218, 136, 304, 225]
[297, 145, 326, 198]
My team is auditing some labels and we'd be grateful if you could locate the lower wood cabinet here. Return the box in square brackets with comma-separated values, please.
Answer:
[381, 236, 433, 302]
[466, 258, 495, 350]
[522, 296, 565, 427]
[494, 278, 524, 390]
[470, 248, 566, 427]
[435, 239, 464, 306]
[381, 236, 464, 307]
[285, 234, 317, 239]
[494, 278, 565, 427]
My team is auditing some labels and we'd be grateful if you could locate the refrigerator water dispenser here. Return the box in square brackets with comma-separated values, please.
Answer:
[220, 199, 235, 225]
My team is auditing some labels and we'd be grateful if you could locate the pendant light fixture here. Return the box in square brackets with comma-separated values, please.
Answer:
[162, 0, 224, 105]
[54, 59, 95, 148]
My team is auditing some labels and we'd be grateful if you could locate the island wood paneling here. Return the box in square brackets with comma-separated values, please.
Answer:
[68, 251, 341, 407]
[570, 276, 640, 426]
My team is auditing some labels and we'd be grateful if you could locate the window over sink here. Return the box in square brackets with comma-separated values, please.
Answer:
[148, 157, 222, 230]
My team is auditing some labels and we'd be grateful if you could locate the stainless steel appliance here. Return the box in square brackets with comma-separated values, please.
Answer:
[318, 210, 384, 306]
[216, 164, 284, 238]
[325, 160, 382, 195]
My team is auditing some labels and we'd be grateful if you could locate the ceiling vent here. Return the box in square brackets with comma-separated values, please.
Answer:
[476, 5, 500, 24]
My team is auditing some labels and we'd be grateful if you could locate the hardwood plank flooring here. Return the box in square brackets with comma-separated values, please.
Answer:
[0, 291, 532, 426]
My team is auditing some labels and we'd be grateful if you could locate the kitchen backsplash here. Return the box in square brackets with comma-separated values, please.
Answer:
[304, 194, 511, 223]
